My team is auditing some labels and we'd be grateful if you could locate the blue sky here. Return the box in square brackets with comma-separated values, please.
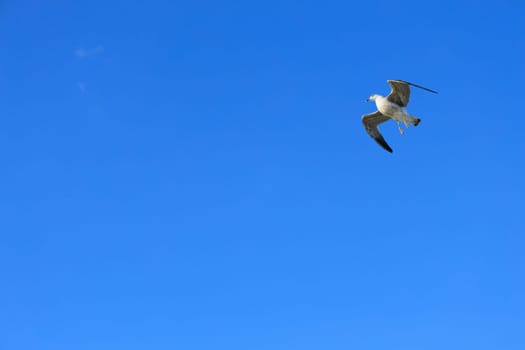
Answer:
[1, 1, 524, 349]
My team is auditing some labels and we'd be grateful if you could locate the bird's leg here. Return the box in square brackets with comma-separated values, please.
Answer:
[397, 121, 404, 135]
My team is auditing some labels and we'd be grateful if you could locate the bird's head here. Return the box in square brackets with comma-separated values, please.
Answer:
[366, 94, 380, 102]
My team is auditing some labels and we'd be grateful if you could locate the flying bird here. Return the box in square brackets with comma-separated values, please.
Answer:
[362, 80, 437, 153]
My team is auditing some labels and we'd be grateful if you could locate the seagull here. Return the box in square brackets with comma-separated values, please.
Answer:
[362, 80, 437, 153]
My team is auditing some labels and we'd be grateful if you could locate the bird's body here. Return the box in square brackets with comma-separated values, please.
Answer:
[362, 80, 437, 153]
[369, 94, 418, 127]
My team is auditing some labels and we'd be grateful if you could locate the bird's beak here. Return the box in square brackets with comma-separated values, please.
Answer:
[365, 98, 370, 102]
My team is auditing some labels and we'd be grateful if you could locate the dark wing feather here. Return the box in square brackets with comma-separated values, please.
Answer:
[387, 80, 410, 107]
[362, 111, 393, 153]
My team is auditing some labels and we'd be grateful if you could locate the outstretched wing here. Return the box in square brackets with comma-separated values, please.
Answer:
[387, 80, 411, 107]
[387, 79, 438, 107]
[362, 111, 393, 153]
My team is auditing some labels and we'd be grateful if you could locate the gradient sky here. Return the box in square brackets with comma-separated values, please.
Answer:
[1, 1, 525, 349]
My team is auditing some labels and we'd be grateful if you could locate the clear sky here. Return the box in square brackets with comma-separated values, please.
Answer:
[1, 1, 524, 349]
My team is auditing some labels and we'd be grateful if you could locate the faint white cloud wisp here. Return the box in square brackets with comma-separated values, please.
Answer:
[75, 45, 104, 58]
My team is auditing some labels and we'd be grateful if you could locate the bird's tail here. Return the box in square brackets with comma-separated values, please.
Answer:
[411, 117, 421, 126]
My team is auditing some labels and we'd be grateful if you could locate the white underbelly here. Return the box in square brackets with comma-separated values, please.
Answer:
[376, 99, 408, 121]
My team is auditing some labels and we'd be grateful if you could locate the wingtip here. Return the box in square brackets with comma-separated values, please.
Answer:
[375, 139, 393, 153]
